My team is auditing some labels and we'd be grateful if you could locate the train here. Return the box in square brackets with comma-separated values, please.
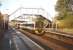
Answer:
[15, 19, 51, 35]
[11, 15, 52, 35]
[17, 23, 45, 35]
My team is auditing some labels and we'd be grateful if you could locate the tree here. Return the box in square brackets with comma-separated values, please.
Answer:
[55, 0, 73, 28]
[0, 12, 3, 30]
[0, 12, 4, 50]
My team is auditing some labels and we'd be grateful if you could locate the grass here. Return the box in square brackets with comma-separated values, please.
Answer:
[63, 29, 73, 33]
[58, 28, 73, 34]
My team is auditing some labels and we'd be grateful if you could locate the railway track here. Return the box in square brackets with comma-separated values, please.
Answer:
[19, 28, 73, 50]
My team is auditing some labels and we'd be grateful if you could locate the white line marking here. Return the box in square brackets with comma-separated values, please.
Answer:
[16, 31, 45, 50]
[12, 35, 19, 50]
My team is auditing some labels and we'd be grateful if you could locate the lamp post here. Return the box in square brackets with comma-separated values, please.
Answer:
[51, 17, 54, 30]
[51, 16, 57, 31]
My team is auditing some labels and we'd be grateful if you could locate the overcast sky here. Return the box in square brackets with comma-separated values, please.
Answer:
[0, 0, 58, 20]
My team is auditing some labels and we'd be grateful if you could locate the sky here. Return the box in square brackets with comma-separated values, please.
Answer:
[0, 0, 58, 21]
